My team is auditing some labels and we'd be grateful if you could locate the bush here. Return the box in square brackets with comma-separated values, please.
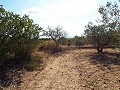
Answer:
[0, 7, 42, 65]
[25, 53, 43, 71]
[39, 40, 56, 50]
[39, 40, 62, 53]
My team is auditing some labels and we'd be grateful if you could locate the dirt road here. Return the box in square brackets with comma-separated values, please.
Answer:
[18, 49, 120, 90]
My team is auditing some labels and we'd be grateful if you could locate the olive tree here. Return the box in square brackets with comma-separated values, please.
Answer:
[44, 26, 67, 48]
[84, 2, 120, 53]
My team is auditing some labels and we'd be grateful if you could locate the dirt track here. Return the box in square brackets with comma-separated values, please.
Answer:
[16, 49, 120, 90]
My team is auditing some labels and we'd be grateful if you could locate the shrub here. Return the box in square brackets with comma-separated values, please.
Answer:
[39, 40, 56, 50]
[25, 53, 43, 71]
[0, 7, 42, 65]
[39, 40, 62, 53]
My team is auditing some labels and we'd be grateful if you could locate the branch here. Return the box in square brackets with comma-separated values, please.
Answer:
[102, 36, 111, 46]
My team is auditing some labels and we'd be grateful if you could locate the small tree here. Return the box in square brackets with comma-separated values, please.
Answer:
[84, 2, 120, 53]
[44, 26, 67, 48]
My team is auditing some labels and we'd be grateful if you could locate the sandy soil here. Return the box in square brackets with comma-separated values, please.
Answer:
[9, 49, 120, 90]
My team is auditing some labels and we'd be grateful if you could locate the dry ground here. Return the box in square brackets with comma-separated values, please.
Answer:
[7, 49, 120, 90]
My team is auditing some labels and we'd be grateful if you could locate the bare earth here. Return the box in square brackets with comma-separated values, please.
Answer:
[13, 49, 120, 90]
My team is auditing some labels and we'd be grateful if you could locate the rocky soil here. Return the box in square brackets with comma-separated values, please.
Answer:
[6, 49, 120, 90]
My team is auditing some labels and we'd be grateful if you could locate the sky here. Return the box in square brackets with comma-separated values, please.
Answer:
[0, 0, 119, 37]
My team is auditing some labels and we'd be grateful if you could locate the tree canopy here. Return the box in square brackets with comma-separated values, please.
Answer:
[43, 26, 67, 47]
[0, 6, 42, 64]
[84, 2, 120, 53]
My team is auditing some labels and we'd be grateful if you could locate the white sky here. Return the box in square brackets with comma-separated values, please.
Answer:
[1, 0, 119, 37]
[22, 0, 101, 37]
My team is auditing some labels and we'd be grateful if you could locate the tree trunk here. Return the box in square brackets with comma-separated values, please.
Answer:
[56, 43, 59, 48]
[55, 41, 59, 48]
[97, 47, 103, 53]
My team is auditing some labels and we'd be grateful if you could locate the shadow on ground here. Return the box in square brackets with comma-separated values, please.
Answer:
[88, 51, 120, 70]
[0, 58, 44, 89]
[0, 60, 25, 89]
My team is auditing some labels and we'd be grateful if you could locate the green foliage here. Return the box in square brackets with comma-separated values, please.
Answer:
[84, 2, 120, 53]
[73, 36, 85, 46]
[0, 7, 42, 64]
